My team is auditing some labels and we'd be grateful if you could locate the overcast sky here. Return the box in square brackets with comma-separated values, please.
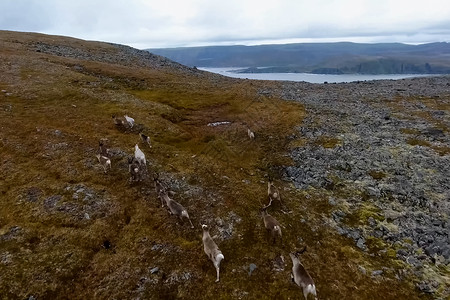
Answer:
[1, 0, 449, 49]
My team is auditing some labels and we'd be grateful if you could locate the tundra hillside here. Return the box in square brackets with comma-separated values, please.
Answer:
[0, 31, 449, 299]
[148, 42, 450, 74]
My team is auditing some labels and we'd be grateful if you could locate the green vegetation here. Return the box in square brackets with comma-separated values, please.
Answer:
[344, 202, 385, 227]
[314, 136, 341, 148]
[368, 170, 387, 180]
[389, 96, 449, 156]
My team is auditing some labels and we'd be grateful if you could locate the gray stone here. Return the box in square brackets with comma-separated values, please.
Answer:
[0, 226, 21, 241]
[215, 217, 224, 227]
[425, 245, 438, 257]
[332, 210, 346, 222]
[441, 247, 450, 259]
[1, 252, 12, 265]
[336, 226, 348, 236]
[181, 272, 192, 281]
[367, 217, 376, 227]
[44, 195, 62, 209]
[406, 256, 422, 267]
[371, 270, 383, 276]
[372, 229, 384, 238]
[348, 230, 361, 241]
[356, 238, 366, 250]
[396, 249, 408, 257]
[328, 197, 337, 206]
[151, 244, 162, 251]
[366, 186, 381, 198]
[417, 281, 435, 293]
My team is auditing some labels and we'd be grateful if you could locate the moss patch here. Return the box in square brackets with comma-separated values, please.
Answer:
[314, 136, 341, 148]
[368, 170, 387, 180]
[407, 138, 431, 147]
[344, 202, 385, 226]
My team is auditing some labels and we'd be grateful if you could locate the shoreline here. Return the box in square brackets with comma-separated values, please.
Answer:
[199, 67, 442, 83]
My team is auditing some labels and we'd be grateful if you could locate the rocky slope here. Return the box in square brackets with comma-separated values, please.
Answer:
[0, 30, 449, 299]
[276, 77, 450, 296]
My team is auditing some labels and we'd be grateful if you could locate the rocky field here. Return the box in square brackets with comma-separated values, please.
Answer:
[278, 77, 450, 296]
[0, 31, 449, 299]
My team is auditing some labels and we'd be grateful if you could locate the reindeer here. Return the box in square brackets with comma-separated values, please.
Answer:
[247, 128, 255, 139]
[134, 144, 146, 166]
[153, 174, 166, 207]
[96, 154, 111, 174]
[267, 179, 283, 208]
[159, 190, 194, 228]
[261, 206, 282, 244]
[98, 140, 109, 157]
[124, 114, 135, 128]
[128, 156, 143, 182]
[139, 132, 152, 147]
[202, 224, 224, 283]
[112, 115, 126, 129]
[290, 247, 317, 300]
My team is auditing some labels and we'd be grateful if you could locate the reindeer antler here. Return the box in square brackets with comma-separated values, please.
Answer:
[258, 198, 271, 211]
[294, 246, 307, 256]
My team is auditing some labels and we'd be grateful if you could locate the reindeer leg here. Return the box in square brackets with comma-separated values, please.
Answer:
[278, 195, 289, 214]
[215, 266, 220, 283]
[266, 229, 271, 244]
[188, 217, 194, 229]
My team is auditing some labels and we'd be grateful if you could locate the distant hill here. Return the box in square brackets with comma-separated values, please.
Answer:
[148, 42, 450, 74]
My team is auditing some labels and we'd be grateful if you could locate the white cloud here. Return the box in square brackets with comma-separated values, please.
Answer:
[0, 0, 449, 48]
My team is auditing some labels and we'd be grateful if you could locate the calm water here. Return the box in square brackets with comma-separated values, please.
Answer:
[199, 67, 434, 84]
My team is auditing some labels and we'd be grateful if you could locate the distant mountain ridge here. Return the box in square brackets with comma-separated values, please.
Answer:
[147, 42, 450, 74]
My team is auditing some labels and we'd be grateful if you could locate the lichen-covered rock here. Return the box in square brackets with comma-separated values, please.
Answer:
[278, 76, 450, 296]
